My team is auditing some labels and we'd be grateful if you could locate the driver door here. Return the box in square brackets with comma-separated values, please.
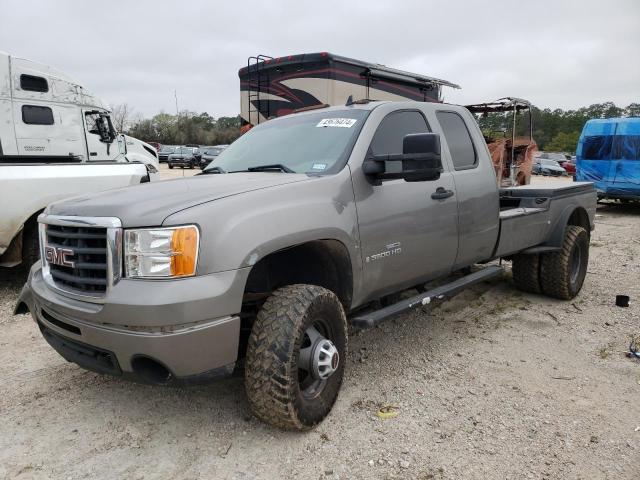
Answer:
[354, 110, 459, 300]
[83, 109, 122, 161]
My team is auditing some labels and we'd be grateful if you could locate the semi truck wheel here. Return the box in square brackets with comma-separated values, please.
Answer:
[540, 225, 589, 300]
[245, 284, 348, 430]
[512, 254, 541, 294]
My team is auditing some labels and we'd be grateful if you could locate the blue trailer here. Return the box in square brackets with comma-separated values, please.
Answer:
[576, 117, 640, 201]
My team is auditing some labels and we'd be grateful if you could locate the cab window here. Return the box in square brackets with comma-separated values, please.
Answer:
[369, 111, 430, 156]
[22, 105, 54, 125]
[436, 111, 477, 170]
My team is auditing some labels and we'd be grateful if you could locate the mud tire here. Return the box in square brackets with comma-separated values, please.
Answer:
[512, 253, 541, 294]
[245, 284, 347, 430]
[540, 225, 589, 300]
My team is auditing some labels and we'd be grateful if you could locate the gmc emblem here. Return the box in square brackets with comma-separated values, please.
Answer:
[44, 245, 75, 268]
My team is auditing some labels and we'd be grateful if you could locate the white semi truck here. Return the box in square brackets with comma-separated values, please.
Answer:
[0, 51, 159, 277]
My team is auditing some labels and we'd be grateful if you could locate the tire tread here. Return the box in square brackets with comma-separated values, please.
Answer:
[512, 253, 541, 294]
[540, 225, 588, 300]
[244, 284, 347, 430]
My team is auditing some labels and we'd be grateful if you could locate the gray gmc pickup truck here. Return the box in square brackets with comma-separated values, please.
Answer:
[16, 101, 596, 430]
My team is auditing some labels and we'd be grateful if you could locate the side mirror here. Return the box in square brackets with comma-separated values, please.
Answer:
[95, 115, 117, 143]
[362, 133, 442, 182]
[401, 133, 442, 181]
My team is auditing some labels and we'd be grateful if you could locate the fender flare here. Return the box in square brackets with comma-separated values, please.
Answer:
[543, 205, 591, 248]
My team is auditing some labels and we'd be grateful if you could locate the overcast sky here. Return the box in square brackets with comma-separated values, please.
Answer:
[2, 0, 638, 118]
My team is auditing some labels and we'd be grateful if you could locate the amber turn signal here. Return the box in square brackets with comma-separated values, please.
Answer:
[170, 226, 199, 277]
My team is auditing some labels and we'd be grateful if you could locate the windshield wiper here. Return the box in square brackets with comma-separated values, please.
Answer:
[245, 164, 295, 173]
[197, 166, 226, 175]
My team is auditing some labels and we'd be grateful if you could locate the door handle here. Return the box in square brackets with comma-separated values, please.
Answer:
[431, 187, 454, 200]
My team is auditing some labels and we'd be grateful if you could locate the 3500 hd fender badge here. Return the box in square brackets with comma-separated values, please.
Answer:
[366, 242, 402, 263]
[44, 246, 76, 268]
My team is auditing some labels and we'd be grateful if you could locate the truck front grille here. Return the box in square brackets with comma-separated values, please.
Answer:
[39, 215, 122, 301]
[45, 225, 109, 293]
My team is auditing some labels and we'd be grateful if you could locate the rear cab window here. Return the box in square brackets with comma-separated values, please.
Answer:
[436, 111, 477, 170]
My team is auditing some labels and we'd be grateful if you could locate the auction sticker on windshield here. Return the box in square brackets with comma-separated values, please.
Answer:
[316, 118, 357, 128]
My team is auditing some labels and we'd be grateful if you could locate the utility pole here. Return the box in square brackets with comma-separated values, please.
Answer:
[174, 90, 179, 116]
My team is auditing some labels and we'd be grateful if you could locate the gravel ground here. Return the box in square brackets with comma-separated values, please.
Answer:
[0, 178, 639, 479]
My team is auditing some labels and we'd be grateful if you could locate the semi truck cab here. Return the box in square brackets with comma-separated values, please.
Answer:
[0, 51, 157, 166]
[0, 51, 158, 275]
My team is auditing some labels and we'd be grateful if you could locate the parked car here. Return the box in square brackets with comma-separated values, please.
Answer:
[533, 158, 567, 176]
[558, 159, 576, 175]
[167, 146, 199, 169]
[199, 145, 228, 169]
[575, 117, 640, 201]
[146, 142, 161, 152]
[184, 144, 203, 163]
[17, 101, 596, 431]
[158, 145, 178, 163]
[539, 152, 568, 162]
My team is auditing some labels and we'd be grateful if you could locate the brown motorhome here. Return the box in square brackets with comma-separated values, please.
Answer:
[238, 52, 460, 126]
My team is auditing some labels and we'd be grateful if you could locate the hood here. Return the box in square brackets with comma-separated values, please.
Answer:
[47, 173, 312, 227]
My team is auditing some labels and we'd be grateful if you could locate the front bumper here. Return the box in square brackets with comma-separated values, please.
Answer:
[168, 158, 194, 166]
[17, 263, 250, 384]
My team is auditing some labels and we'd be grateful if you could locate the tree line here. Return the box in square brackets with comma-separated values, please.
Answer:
[118, 101, 639, 153]
[478, 102, 639, 153]
[126, 111, 242, 146]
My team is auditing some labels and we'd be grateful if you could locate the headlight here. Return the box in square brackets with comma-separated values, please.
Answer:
[124, 225, 199, 278]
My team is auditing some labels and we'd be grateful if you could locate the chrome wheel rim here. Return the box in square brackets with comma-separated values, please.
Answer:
[297, 321, 339, 399]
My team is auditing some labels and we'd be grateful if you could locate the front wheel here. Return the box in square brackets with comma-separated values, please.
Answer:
[245, 284, 348, 430]
[540, 225, 589, 299]
[168, 164, 174, 169]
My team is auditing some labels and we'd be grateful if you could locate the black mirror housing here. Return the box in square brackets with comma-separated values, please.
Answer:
[402, 133, 442, 182]
[363, 132, 443, 182]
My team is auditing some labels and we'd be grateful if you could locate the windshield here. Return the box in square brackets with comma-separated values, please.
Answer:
[205, 109, 369, 174]
[541, 159, 561, 167]
[204, 147, 224, 155]
[541, 152, 566, 161]
[160, 146, 176, 153]
[174, 147, 194, 155]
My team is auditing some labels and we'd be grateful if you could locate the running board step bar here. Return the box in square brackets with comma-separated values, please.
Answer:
[351, 265, 504, 329]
